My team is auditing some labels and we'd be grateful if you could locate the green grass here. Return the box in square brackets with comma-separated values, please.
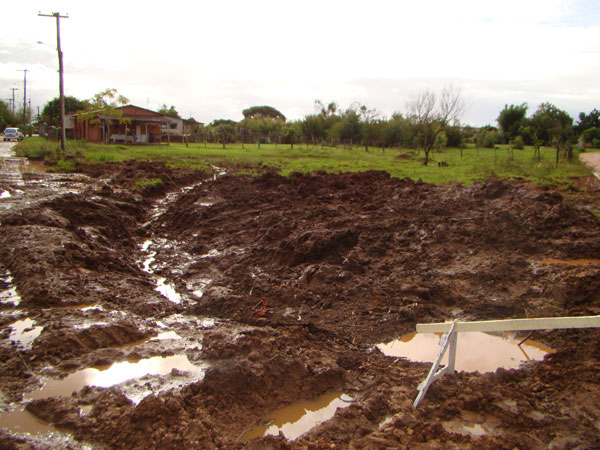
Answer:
[13, 138, 596, 187]
[134, 178, 163, 189]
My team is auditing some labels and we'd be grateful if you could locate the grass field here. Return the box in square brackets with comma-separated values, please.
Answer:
[14, 137, 594, 187]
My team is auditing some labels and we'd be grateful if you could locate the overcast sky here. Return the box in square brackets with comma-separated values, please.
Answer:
[1, 0, 599, 126]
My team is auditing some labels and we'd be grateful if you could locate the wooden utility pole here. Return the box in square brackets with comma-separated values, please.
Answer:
[39, 12, 69, 152]
[17, 69, 28, 125]
[9, 88, 19, 115]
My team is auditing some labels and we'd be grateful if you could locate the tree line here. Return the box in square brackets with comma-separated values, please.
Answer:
[26, 86, 600, 166]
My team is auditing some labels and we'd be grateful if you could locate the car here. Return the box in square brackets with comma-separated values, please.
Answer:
[3, 128, 24, 141]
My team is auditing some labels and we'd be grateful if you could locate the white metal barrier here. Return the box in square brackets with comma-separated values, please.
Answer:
[413, 315, 600, 408]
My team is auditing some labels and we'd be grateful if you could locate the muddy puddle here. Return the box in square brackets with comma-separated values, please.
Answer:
[8, 318, 43, 349]
[377, 331, 554, 372]
[26, 355, 203, 401]
[0, 408, 55, 435]
[0, 271, 21, 306]
[240, 392, 353, 442]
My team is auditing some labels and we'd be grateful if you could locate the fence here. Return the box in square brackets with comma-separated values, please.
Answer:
[413, 315, 600, 408]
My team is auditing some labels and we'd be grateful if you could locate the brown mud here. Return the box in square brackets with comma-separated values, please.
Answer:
[0, 161, 600, 449]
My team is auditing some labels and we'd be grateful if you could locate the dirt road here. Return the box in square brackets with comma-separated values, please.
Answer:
[0, 161, 599, 449]
[580, 151, 600, 178]
[0, 140, 17, 157]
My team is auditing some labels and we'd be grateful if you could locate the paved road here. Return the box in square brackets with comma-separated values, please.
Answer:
[0, 141, 17, 157]
[580, 151, 600, 179]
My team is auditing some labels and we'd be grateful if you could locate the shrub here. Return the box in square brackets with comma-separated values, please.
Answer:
[512, 136, 525, 150]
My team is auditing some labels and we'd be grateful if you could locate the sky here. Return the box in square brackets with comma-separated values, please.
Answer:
[1, 0, 599, 126]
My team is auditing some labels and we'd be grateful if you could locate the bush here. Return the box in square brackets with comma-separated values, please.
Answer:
[512, 136, 524, 150]
[476, 130, 499, 148]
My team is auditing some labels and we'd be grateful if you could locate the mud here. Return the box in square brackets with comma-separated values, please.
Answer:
[1, 160, 600, 449]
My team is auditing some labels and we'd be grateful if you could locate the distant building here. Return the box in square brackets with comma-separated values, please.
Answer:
[69, 105, 184, 144]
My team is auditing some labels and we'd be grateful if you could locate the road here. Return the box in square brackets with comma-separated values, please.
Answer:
[0, 140, 17, 157]
[580, 151, 600, 178]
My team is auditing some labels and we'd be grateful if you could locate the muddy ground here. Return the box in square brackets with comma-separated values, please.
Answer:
[0, 159, 600, 449]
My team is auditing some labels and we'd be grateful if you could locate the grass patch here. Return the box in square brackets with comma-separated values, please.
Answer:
[134, 178, 163, 189]
[19, 138, 597, 187]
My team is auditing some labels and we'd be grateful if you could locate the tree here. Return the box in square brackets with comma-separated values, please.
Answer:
[382, 113, 410, 148]
[157, 104, 181, 118]
[41, 96, 88, 127]
[301, 114, 326, 145]
[407, 85, 465, 166]
[242, 105, 286, 122]
[531, 103, 574, 164]
[208, 119, 237, 148]
[78, 88, 129, 144]
[339, 109, 361, 147]
[0, 100, 17, 131]
[359, 104, 380, 151]
[575, 108, 600, 134]
[497, 103, 528, 144]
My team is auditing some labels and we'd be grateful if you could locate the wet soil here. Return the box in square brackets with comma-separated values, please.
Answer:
[1, 160, 600, 449]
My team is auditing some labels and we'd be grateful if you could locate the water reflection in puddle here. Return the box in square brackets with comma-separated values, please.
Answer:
[442, 420, 490, 437]
[0, 190, 11, 199]
[240, 392, 353, 442]
[9, 318, 43, 349]
[25, 355, 201, 400]
[0, 273, 21, 306]
[377, 332, 554, 372]
[0, 408, 55, 435]
[151, 331, 182, 341]
[155, 278, 181, 304]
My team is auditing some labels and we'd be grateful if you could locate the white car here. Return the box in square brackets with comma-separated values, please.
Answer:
[3, 128, 24, 141]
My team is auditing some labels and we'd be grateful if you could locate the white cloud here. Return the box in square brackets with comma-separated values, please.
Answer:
[0, 0, 599, 126]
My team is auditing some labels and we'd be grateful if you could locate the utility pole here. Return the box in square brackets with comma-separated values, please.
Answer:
[39, 11, 69, 152]
[10, 88, 20, 116]
[17, 69, 28, 125]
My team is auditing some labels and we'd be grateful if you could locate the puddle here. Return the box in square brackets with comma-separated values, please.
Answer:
[443, 421, 491, 437]
[155, 278, 181, 304]
[9, 318, 44, 350]
[140, 239, 157, 273]
[0, 273, 22, 306]
[377, 332, 554, 372]
[151, 331, 182, 341]
[0, 408, 55, 435]
[240, 392, 353, 442]
[79, 405, 93, 416]
[25, 354, 202, 400]
[1, 190, 11, 199]
[73, 321, 111, 330]
[188, 278, 212, 298]
[539, 258, 600, 266]
[54, 304, 103, 311]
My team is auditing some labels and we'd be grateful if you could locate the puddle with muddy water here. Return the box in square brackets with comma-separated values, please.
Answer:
[25, 354, 202, 400]
[377, 331, 554, 372]
[240, 392, 353, 442]
[0, 272, 22, 306]
[8, 318, 43, 349]
[0, 408, 55, 435]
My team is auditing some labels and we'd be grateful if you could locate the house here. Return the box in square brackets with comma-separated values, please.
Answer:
[70, 105, 184, 144]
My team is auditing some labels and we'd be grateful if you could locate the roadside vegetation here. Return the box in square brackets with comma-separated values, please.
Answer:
[7, 86, 600, 188]
[13, 136, 592, 187]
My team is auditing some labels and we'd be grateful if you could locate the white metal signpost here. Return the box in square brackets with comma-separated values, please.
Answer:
[413, 315, 600, 408]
